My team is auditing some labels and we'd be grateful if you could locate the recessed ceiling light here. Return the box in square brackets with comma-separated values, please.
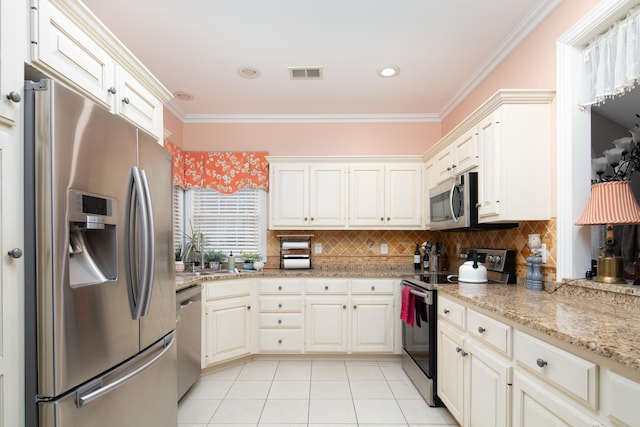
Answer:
[239, 67, 260, 79]
[173, 91, 194, 101]
[378, 66, 400, 78]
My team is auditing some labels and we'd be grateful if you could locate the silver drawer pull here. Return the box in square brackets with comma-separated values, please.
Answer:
[536, 358, 548, 368]
[477, 326, 486, 334]
[443, 309, 450, 314]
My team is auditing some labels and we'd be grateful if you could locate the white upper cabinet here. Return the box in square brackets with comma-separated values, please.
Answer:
[476, 95, 554, 223]
[269, 162, 347, 228]
[269, 157, 423, 230]
[425, 90, 554, 224]
[0, 0, 23, 126]
[434, 127, 478, 184]
[29, 0, 171, 141]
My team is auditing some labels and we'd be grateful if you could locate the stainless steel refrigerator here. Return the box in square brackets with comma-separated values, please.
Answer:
[24, 79, 177, 427]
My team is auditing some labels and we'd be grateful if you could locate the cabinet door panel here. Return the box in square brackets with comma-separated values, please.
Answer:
[204, 297, 251, 365]
[385, 164, 422, 227]
[305, 298, 348, 352]
[512, 372, 600, 427]
[309, 164, 346, 226]
[270, 165, 309, 227]
[351, 296, 394, 352]
[33, 0, 114, 108]
[349, 165, 385, 226]
[453, 127, 478, 173]
[437, 321, 464, 424]
[477, 111, 502, 219]
[117, 67, 163, 140]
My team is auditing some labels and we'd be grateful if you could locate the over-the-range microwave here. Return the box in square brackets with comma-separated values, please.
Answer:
[429, 170, 517, 231]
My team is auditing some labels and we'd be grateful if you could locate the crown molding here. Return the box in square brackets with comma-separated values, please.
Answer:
[438, 0, 562, 119]
[181, 113, 441, 124]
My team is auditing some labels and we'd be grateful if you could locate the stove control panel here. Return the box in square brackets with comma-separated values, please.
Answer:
[457, 247, 517, 284]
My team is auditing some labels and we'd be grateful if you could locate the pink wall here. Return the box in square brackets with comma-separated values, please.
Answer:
[164, 0, 601, 159]
[179, 122, 440, 156]
[163, 108, 184, 148]
[441, 0, 600, 133]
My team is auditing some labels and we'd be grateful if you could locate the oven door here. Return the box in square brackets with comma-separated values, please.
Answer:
[401, 282, 435, 377]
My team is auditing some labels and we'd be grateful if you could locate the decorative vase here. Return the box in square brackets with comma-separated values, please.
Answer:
[243, 262, 254, 270]
[209, 261, 220, 270]
[175, 261, 185, 272]
[254, 261, 265, 271]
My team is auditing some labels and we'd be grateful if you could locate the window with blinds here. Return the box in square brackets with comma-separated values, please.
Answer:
[183, 188, 266, 256]
[173, 186, 184, 256]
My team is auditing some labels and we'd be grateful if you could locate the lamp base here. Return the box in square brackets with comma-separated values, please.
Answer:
[595, 255, 625, 284]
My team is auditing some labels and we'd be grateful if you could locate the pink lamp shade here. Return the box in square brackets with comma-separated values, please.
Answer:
[576, 181, 640, 225]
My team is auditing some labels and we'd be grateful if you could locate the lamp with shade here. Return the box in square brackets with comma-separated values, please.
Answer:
[576, 180, 640, 283]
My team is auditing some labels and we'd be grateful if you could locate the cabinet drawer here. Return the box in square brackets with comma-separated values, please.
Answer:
[438, 295, 465, 330]
[258, 279, 302, 294]
[259, 313, 304, 328]
[204, 280, 251, 300]
[351, 279, 396, 294]
[467, 309, 512, 357]
[514, 331, 598, 409]
[305, 279, 349, 294]
[259, 329, 304, 352]
[259, 296, 304, 312]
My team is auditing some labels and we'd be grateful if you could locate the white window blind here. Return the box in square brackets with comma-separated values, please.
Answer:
[188, 188, 265, 256]
[173, 186, 184, 255]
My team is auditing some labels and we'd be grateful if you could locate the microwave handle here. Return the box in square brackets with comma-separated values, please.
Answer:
[449, 181, 461, 223]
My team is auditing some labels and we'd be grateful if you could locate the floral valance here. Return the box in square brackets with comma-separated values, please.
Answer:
[164, 141, 269, 194]
[579, 5, 640, 109]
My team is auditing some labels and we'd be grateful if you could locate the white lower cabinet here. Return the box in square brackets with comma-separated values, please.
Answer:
[305, 296, 349, 352]
[258, 279, 304, 353]
[203, 296, 252, 366]
[467, 340, 512, 427]
[351, 296, 395, 352]
[437, 320, 465, 424]
[512, 372, 600, 427]
[202, 280, 253, 367]
[438, 294, 512, 427]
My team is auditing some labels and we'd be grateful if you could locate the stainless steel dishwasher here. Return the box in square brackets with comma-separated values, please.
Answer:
[176, 284, 202, 400]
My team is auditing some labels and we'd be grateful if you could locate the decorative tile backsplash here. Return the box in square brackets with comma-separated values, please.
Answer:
[266, 219, 557, 282]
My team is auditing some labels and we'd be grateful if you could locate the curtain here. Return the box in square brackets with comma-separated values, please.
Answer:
[164, 141, 269, 193]
[580, 6, 640, 109]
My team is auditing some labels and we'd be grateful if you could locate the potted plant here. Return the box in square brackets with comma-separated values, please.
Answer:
[240, 252, 262, 270]
[205, 250, 225, 270]
[182, 221, 205, 268]
[174, 246, 185, 272]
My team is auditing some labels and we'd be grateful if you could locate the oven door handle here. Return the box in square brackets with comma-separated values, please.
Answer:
[410, 289, 428, 299]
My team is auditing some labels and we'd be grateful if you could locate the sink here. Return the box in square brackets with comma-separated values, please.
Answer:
[176, 269, 253, 277]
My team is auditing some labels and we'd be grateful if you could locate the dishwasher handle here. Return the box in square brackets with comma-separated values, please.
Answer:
[178, 294, 201, 308]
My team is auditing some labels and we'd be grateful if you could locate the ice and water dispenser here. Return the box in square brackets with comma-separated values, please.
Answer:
[67, 189, 118, 287]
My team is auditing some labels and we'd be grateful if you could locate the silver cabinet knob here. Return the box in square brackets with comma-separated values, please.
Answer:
[278, 286, 282, 291]
[278, 303, 282, 308]
[278, 319, 282, 324]
[7, 248, 22, 259]
[460, 350, 468, 357]
[353, 305, 357, 310]
[122, 97, 130, 105]
[536, 358, 548, 368]
[247, 305, 251, 310]
[342, 305, 346, 309]
[478, 326, 486, 334]
[456, 347, 462, 353]
[278, 339, 282, 344]
[6, 91, 21, 103]
[380, 217, 384, 222]
[107, 87, 117, 95]
[443, 309, 450, 314]
[310, 217, 314, 221]
[324, 286, 329, 291]
[371, 286, 375, 291]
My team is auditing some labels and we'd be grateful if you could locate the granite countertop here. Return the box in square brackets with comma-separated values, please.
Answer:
[175, 267, 414, 291]
[175, 267, 640, 373]
[435, 280, 640, 372]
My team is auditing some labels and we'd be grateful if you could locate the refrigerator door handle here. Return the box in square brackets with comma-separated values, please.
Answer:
[75, 333, 175, 408]
[138, 169, 155, 316]
[125, 166, 151, 320]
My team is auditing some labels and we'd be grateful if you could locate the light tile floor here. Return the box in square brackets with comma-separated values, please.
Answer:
[178, 359, 458, 427]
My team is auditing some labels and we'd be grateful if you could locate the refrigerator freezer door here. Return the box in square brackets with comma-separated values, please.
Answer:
[30, 80, 140, 397]
[137, 133, 176, 350]
[38, 332, 177, 427]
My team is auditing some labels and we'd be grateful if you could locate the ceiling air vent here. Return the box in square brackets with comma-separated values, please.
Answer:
[289, 67, 323, 80]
